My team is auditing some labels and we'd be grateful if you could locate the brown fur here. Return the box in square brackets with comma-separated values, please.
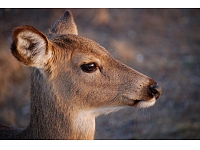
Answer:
[0, 10, 161, 140]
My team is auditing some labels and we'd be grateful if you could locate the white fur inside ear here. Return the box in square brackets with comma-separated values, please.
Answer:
[17, 31, 51, 68]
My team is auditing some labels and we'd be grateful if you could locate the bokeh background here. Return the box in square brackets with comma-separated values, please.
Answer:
[0, 9, 200, 139]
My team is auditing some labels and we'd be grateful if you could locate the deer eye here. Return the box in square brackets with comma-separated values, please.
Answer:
[81, 63, 98, 73]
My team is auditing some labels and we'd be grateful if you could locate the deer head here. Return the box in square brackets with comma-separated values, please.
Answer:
[10, 10, 162, 139]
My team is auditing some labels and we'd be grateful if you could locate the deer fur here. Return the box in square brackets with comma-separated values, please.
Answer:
[0, 10, 161, 140]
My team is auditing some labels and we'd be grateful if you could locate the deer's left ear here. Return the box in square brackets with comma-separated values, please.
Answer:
[49, 10, 78, 37]
[11, 25, 52, 68]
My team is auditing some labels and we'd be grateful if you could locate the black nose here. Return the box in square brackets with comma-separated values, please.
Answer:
[149, 83, 162, 99]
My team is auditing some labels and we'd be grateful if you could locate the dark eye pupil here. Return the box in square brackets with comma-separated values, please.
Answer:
[81, 63, 97, 73]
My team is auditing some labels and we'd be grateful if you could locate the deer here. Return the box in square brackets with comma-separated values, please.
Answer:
[0, 10, 162, 140]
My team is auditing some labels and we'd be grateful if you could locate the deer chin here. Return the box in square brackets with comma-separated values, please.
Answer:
[122, 93, 156, 108]
[132, 97, 156, 108]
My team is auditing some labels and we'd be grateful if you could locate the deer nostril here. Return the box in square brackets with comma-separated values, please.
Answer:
[149, 84, 162, 99]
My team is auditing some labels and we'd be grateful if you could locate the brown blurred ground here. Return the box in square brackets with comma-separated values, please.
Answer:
[0, 9, 200, 139]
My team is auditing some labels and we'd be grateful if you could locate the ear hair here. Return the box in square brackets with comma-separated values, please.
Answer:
[49, 10, 78, 38]
[11, 25, 52, 68]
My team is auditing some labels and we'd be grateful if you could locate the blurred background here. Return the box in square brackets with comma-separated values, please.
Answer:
[0, 9, 200, 139]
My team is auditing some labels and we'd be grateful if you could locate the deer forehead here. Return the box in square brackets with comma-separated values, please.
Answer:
[52, 35, 112, 65]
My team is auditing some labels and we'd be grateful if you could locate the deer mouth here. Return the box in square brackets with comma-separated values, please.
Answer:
[133, 100, 140, 105]
[132, 97, 156, 108]
[122, 93, 156, 108]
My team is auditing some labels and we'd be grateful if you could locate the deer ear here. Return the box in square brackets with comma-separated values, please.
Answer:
[49, 10, 78, 37]
[11, 25, 52, 68]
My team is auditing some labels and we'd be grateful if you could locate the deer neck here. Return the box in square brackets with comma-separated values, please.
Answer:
[22, 68, 95, 140]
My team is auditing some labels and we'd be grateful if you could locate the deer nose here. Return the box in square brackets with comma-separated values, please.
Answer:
[149, 83, 162, 99]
